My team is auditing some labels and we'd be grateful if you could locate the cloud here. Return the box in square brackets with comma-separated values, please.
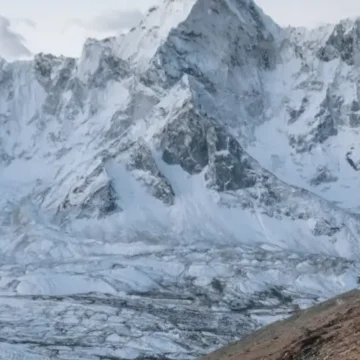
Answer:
[18, 18, 37, 28]
[70, 9, 143, 33]
[0, 10, 144, 60]
[0, 16, 32, 60]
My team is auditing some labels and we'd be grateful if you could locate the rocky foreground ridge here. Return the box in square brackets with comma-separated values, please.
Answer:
[202, 289, 360, 360]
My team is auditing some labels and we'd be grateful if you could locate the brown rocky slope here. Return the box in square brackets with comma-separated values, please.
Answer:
[201, 289, 360, 360]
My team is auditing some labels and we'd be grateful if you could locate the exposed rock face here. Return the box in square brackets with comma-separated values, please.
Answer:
[160, 104, 210, 174]
[150, 0, 278, 89]
[317, 20, 360, 65]
[57, 165, 120, 220]
[126, 141, 176, 205]
[310, 166, 338, 186]
[160, 104, 256, 191]
[201, 290, 360, 360]
[205, 126, 257, 191]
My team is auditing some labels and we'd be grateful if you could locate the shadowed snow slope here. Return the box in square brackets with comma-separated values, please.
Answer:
[0, 0, 360, 359]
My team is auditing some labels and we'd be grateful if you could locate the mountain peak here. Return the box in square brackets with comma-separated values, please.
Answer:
[117, 0, 279, 71]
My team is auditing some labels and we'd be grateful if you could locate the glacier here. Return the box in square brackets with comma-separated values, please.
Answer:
[0, 0, 360, 359]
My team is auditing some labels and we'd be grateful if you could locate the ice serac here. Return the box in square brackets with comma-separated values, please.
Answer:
[1, 0, 360, 359]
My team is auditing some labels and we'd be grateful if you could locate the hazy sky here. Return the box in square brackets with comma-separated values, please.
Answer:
[1, 0, 360, 59]
[258, 0, 360, 27]
[2, 0, 360, 27]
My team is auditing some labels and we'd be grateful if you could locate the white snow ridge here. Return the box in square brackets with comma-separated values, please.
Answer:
[0, 0, 360, 359]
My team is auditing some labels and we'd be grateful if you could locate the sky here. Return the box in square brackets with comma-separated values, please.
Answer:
[1, 0, 360, 59]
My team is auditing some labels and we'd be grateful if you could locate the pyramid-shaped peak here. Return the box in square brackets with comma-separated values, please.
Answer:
[118, 0, 279, 71]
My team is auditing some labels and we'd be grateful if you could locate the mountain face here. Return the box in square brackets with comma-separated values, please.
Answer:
[0, 0, 360, 359]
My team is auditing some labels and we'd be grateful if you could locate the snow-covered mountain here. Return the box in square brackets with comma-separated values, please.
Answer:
[0, 0, 360, 359]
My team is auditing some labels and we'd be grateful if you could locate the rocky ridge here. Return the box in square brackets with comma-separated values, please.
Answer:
[202, 289, 360, 360]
